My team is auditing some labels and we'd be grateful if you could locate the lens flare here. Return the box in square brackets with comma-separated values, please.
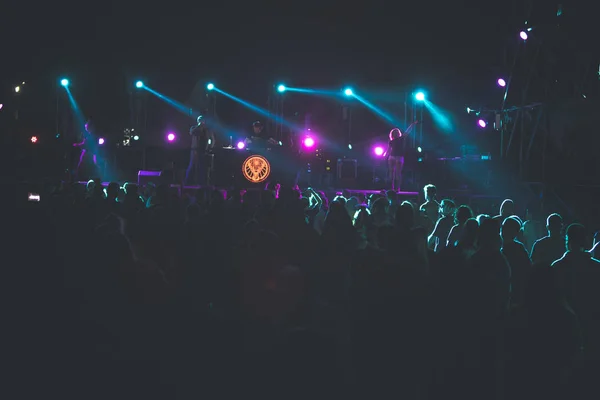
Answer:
[303, 137, 315, 148]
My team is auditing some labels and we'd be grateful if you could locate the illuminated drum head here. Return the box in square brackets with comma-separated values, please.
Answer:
[242, 154, 271, 183]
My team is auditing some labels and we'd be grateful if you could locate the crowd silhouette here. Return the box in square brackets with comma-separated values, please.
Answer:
[7, 179, 600, 400]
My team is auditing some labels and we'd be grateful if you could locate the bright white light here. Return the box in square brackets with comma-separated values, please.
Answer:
[344, 88, 353, 96]
[14, 86, 20, 93]
[415, 92, 425, 101]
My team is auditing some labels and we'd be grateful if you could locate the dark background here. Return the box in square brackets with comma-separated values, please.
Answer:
[1, 0, 598, 158]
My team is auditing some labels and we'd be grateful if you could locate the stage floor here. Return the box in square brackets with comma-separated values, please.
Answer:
[75, 181, 420, 199]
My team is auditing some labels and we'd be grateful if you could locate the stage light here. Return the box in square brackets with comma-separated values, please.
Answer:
[519, 31, 528, 40]
[348, 144, 352, 150]
[477, 119, 487, 128]
[343, 88, 353, 97]
[98, 138, 105, 145]
[14, 86, 20, 93]
[497, 78, 506, 87]
[303, 137, 315, 148]
[133, 135, 139, 141]
[415, 92, 425, 101]
[30, 136, 38, 143]
[0, 104, 3, 110]
[277, 84, 286, 93]
[135, 81, 144, 88]
[167, 133, 176, 142]
[373, 146, 384, 156]
[60, 79, 69, 87]
[206, 83, 214, 91]
[417, 146, 422, 153]
[236, 141, 245, 149]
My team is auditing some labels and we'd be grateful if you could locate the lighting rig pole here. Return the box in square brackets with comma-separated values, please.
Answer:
[131, 84, 147, 169]
[275, 89, 284, 142]
[56, 82, 73, 178]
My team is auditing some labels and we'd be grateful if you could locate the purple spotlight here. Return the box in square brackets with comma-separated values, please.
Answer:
[373, 146, 384, 156]
[98, 137, 105, 145]
[519, 31, 528, 40]
[167, 133, 176, 142]
[497, 78, 506, 87]
[236, 141, 245, 149]
[477, 119, 487, 128]
[303, 137, 315, 148]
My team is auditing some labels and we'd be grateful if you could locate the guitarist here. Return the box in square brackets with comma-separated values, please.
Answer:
[383, 120, 418, 191]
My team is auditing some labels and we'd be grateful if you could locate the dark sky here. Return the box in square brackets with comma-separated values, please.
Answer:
[1, 0, 597, 149]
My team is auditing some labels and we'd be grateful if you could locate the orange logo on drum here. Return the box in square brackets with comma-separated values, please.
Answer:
[242, 155, 271, 183]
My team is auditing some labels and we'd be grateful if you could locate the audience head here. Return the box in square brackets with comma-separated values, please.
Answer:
[439, 199, 456, 217]
[566, 223, 587, 251]
[455, 205, 473, 225]
[106, 182, 119, 200]
[500, 199, 515, 218]
[476, 214, 490, 225]
[460, 218, 479, 247]
[371, 197, 389, 216]
[424, 184, 437, 202]
[395, 200, 415, 229]
[501, 216, 522, 242]
[546, 213, 563, 235]
[345, 196, 358, 215]
[478, 218, 501, 249]
[86, 179, 95, 193]
[386, 190, 398, 204]
[124, 182, 138, 197]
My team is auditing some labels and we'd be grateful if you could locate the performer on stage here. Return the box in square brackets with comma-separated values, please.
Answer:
[245, 121, 277, 148]
[185, 115, 214, 186]
[72, 119, 98, 180]
[384, 120, 418, 191]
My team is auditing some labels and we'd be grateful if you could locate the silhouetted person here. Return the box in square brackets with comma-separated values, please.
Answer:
[384, 121, 418, 191]
[501, 216, 532, 305]
[552, 224, 600, 364]
[531, 213, 565, 265]
[428, 199, 456, 252]
[185, 115, 214, 186]
[505, 266, 581, 400]
[73, 119, 99, 180]
[493, 198, 515, 222]
[447, 205, 474, 247]
[419, 184, 439, 234]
